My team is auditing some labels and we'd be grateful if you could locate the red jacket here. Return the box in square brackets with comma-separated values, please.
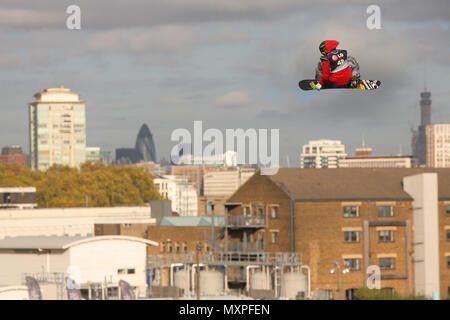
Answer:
[319, 40, 352, 86]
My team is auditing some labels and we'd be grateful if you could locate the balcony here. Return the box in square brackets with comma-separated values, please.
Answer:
[221, 241, 264, 253]
[226, 215, 266, 229]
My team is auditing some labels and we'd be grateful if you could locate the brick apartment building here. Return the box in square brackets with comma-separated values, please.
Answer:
[0, 145, 27, 167]
[225, 168, 450, 299]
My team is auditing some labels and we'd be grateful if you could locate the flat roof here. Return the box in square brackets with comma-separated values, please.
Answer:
[0, 235, 158, 250]
[0, 187, 36, 193]
[159, 216, 225, 227]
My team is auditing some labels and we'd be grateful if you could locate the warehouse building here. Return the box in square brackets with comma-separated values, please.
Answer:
[225, 168, 450, 299]
[0, 235, 158, 299]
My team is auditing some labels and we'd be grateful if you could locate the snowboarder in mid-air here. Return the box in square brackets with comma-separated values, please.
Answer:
[312, 40, 358, 90]
[298, 40, 380, 91]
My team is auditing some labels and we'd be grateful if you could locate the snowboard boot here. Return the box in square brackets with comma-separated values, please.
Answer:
[350, 76, 360, 88]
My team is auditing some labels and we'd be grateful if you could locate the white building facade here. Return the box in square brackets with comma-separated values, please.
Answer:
[29, 87, 86, 171]
[339, 156, 416, 168]
[153, 175, 198, 216]
[300, 139, 347, 168]
[0, 235, 158, 298]
[0, 206, 154, 240]
[426, 124, 450, 168]
[203, 168, 256, 197]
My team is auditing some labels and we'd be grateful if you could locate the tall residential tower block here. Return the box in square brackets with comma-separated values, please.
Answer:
[29, 87, 86, 171]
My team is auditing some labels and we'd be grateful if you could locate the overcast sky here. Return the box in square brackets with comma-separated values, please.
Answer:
[0, 0, 449, 166]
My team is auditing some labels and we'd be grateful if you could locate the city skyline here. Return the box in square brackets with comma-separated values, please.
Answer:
[0, 1, 449, 166]
[1, 85, 444, 167]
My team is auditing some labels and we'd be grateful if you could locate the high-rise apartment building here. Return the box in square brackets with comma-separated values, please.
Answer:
[300, 139, 347, 168]
[29, 87, 86, 171]
[426, 124, 450, 167]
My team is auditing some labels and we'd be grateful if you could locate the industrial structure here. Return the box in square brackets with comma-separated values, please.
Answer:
[0, 235, 158, 299]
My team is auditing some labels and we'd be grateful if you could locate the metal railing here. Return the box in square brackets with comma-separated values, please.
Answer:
[147, 251, 302, 267]
[227, 215, 266, 228]
[215, 241, 264, 253]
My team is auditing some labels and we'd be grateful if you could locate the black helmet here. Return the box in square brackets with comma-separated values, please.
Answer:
[319, 41, 327, 55]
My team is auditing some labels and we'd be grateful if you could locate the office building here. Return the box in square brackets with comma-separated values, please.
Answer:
[340, 148, 417, 168]
[412, 90, 432, 166]
[85, 147, 100, 162]
[29, 87, 86, 171]
[99, 151, 113, 165]
[153, 175, 198, 216]
[115, 124, 157, 165]
[300, 139, 347, 168]
[426, 124, 450, 168]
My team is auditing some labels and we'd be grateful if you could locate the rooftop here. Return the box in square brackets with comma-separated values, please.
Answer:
[0, 235, 158, 250]
[265, 168, 450, 201]
[159, 216, 225, 227]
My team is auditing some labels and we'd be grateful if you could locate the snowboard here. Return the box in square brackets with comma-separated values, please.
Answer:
[299, 79, 381, 91]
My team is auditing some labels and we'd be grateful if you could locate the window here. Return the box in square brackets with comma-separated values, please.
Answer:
[257, 232, 264, 251]
[378, 230, 395, 242]
[3, 193, 11, 204]
[447, 256, 450, 269]
[446, 205, 450, 216]
[344, 206, 359, 218]
[175, 242, 180, 253]
[257, 207, 264, 219]
[378, 205, 394, 217]
[118, 268, 135, 275]
[344, 258, 360, 271]
[379, 257, 395, 270]
[345, 288, 357, 300]
[243, 206, 251, 216]
[182, 242, 187, 253]
[344, 231, 360, 243]
[271, 231, 279, 244]
[271, 206, 279, 219]
[447, 230, 450, 242]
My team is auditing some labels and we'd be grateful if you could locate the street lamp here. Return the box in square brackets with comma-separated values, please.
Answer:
[330, 261, 350, 300]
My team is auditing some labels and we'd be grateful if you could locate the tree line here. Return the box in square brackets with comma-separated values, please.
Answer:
[0, 162, 161, 208]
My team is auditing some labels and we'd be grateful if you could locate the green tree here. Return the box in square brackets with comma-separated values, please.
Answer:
[0, 162, 161, 208]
